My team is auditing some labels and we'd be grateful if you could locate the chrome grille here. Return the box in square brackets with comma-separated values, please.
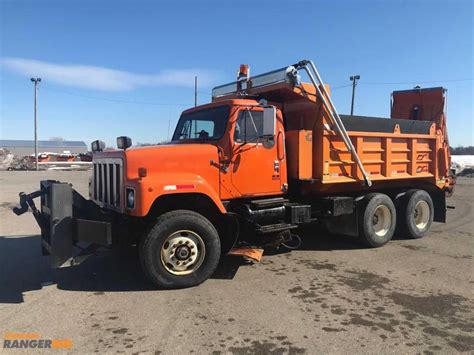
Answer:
[92, 158, 123, 209]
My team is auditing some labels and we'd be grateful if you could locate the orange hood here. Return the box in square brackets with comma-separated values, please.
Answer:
[95, 143, 222, 216]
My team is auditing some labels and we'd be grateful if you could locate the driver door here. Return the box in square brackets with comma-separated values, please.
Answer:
[227, 107, 284, 198]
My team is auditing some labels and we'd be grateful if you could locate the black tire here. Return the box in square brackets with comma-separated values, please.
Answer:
[396, 190, 434, 239]
[358, 193, 396, 248]
[139, 210, 221, 289]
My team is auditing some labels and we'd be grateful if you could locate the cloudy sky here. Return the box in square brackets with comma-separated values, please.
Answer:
[1, 0, 472, 146]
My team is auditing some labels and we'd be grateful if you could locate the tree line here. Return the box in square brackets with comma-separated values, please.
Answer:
[450, 146, 474, 155]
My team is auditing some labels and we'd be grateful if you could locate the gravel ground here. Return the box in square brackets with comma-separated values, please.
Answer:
[0, 171, 473, 354]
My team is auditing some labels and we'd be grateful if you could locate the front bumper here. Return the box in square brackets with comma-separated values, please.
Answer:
[13, 180, 112, 268]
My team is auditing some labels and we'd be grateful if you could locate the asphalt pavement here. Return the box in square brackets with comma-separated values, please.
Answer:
[0, 171, 472, 354]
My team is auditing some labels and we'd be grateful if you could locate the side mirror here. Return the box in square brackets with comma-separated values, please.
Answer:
[262, 106, 276, 137]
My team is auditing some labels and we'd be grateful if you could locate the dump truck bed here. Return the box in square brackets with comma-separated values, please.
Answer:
[264, 85, 449, 194]
[286, 115, 438, 187]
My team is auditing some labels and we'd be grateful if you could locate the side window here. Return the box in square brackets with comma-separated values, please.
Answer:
[234, 110, 264, 143]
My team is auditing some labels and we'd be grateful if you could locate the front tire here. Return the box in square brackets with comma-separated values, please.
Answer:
[139, 210, 221, 289]
[358, 193, 396, 248]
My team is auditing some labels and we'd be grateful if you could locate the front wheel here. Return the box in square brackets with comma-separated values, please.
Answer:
[139, 210, 221, 289]
[358, 193, 397, 248]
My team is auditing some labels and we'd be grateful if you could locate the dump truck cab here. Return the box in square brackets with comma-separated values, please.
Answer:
[90, 98, 287, 218]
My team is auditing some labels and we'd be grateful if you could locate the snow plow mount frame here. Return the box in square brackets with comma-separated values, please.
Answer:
[13, 180, 112, 268]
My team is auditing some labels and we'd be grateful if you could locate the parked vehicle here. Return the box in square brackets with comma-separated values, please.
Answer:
[14, 60, 455, 288]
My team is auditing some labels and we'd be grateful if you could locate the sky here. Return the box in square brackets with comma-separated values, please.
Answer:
[0, 0, 473, 147]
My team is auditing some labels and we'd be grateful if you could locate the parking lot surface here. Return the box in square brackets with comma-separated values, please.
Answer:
[1, 171, 473, 354]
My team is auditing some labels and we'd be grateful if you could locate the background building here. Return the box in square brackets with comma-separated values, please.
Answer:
[0, 140, 88, 156]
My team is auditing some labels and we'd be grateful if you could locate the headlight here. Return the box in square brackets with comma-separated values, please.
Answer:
[91, 140, 105, 152]
[126, 188, 135, 209]
[117, 136, 132, 150]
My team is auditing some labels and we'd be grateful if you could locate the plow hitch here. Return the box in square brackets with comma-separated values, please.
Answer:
[13, 180, 112, 268]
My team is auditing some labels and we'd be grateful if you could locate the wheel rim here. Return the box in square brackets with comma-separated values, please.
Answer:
[160, 230, 206, 276]
[372, 205, 392, 237]
[414, 200, 430, 230]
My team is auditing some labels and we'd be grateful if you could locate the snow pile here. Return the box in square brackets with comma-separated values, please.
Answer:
[0, 148, 35, 170]
[0, 148, 15, 170]
[451, 155, 474, 176]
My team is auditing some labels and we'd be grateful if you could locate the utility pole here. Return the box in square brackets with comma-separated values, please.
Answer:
[30, 77, 41, 171]
[349, 75, 360, 116]
[194, 76, 198, 107]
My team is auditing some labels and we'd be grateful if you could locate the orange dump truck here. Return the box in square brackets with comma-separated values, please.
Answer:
[14, 60, 455, 288]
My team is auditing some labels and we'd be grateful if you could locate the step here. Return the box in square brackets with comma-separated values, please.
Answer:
[250, 197, 289, 210]
[256, 223, 297, 234]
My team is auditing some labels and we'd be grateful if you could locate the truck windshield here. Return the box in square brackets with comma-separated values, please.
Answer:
[172, 105, 230, 141]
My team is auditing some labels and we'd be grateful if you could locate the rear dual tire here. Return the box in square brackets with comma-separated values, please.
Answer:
[357, 189, 434, 247]
[395, 189, 434, 239]
[358, 193, 397, 248]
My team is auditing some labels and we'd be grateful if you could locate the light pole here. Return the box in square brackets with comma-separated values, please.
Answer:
[349, 75, 360, 116]
[31, 77, 41, 171]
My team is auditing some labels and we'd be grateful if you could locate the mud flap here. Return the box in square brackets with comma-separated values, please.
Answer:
[325, 209, 359, 237]
[14, 180, 112, 268]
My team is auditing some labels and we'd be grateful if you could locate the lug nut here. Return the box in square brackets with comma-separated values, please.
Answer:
[191, 252, 196, 256]
[190, 245, 195, 249]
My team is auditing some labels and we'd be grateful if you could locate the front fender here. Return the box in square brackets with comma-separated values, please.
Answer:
[125, 173, 225, 217]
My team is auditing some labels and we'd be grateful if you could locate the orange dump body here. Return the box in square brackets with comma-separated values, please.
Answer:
[391, 87, 452, 193]
[217, 82, 452, 196]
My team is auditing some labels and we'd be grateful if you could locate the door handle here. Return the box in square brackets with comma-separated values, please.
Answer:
[277, 130, 285, 160]
[274, 160, 280, 173]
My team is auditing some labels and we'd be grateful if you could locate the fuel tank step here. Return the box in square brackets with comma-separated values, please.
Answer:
[250, 197, 289, 210]
[256, 223, 297, 234]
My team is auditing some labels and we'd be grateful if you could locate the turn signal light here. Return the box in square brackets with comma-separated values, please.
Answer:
[138, 167, 147, 178]
[237, 64, 250, 81]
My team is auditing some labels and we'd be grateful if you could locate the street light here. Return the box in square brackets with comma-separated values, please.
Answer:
[349, 75, 360, 116]
[31, 78, 41, 171]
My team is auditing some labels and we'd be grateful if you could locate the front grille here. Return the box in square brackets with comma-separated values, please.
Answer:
[92, 158, 123, 209]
